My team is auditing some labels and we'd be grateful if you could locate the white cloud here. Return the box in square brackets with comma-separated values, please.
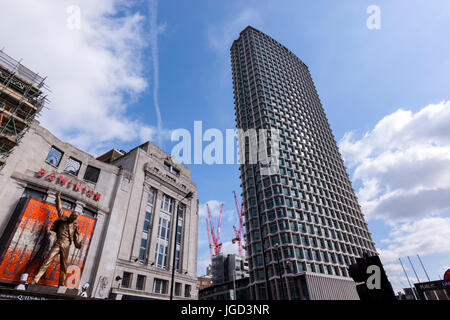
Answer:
[383, 262, 405, 274]
[199, 200, 223, 218]
[221, 240, 241, 256]
[381, 263, 412, 293]
[339, 100, 450, 221]
[378, 216, 450, 263]
[0, 1, 165, 154]
[340, 101, 450, 291]
[199, 200, 235, 220]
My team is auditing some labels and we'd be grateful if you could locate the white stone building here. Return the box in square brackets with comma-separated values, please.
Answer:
[0, 121, 199, 300]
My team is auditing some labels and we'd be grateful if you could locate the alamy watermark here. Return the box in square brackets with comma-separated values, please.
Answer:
[66, 5, 81, 30]
[366, 265, 381, 289]
[170, 121, 280, 176]
[367, 5, 381, 30]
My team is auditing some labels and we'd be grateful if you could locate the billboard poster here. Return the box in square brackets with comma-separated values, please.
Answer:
[0, 197, 96, 287]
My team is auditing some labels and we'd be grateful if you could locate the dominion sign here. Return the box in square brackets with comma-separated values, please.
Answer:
[0, 197, 96, 287]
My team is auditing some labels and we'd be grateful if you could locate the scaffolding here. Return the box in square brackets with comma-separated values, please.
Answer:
[0, 49, 49, 170]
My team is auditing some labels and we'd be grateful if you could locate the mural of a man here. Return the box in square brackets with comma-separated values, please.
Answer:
[30, 191, 82, 286]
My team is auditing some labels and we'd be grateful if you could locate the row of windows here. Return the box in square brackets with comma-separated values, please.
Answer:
[255, 218, 372, 249]
[236, 107, 344, 180]
[245, 225, 374, 257]
[252, 193, 369, 238]
[234, 91, 353, 197]
[245, 186, 369, 237]
[23, 187, 97, 216]
[138, 190, 186, 272]
[164, 162, 180, 176]
[45, 146, 101, 183]
[121, 272, 192, 297]
[250, 260, 349, 282]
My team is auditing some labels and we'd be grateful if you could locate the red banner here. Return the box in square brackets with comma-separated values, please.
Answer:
[0, 198, 96, 287]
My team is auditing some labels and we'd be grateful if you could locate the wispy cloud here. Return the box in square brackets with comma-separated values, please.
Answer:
[378, 217, 450, 263]
[148, 0, 164, 147]
[207, 8, 262, 54]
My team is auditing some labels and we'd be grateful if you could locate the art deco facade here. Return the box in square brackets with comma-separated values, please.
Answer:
[231, 26, 377, 300]
[0, 121, 199, 300]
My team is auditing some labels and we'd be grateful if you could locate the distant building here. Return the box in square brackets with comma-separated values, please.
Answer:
[212, 254, 249, 285]
[397, 288, 417, 300]
[414, 280, 450, 300]
[231, 26, 377, 300]
[198, 276, 213, 290]
[199, 277, 250, 300]
[206, 264, 212, 277]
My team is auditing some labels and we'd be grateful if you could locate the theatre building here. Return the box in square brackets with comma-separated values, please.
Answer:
[0, 121, 199, 300]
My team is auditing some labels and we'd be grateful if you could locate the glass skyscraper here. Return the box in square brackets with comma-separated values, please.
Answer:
[231, 26, 377, 300]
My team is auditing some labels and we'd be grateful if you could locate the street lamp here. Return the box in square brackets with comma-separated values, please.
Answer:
[274, 244, 286, 300]
[170, 190, 194, 300]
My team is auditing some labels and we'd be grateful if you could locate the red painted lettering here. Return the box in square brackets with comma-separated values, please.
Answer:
[94, 193, 101, 201]
[74, 183, 82, 192]
[37, 169, 46, 178]
[58, 176, 68, 186]
[48, 173, 57, 182]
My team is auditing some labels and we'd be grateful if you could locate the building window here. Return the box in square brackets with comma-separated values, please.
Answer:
[139, 189, 155, 263]
[157, 216, 171, 241]
[45, 146, 63, 167]
[136, 275, 146, 291]
[153, 278, 168, 294]
[61, 198, 76, 211]
[147, 188, 155, 206]
[23, 188, 46, 201]
[161, 194, 174, 213]
[175, 282, 182, 296]
[83, 165, 101, 183]
[155, 195, 172, 268]
[184, 284, 191, 298]
[155, 241, 169, 268]
[175, 204, 184, 271]
[154, 211, 171, 268]
[121, 272, 132, 288]
[82, 207, 97, 217]
[64, 157, 82, 176]
[164, 162, 180, 175]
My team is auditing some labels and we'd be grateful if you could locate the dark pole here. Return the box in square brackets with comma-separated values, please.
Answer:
[170, 191, 193, 301]
[275, 244, 285, 300]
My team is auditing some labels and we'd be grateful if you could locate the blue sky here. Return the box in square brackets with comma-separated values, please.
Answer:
[2, 0, 449, 293]
[149, 0, 450, 291]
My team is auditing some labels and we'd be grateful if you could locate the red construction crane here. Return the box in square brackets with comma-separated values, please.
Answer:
[232, 190, 245, 256]
[205, 218, 213, 263]
[205, 202, 224, 263]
